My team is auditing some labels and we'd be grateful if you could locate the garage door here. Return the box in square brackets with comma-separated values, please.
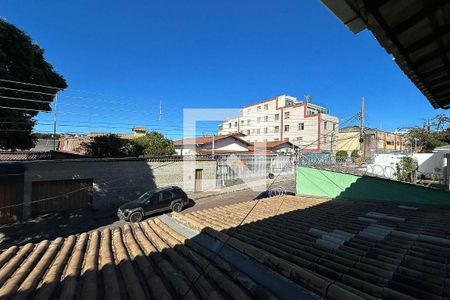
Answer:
[31, 179, 93, 216]
[0, 184, 17, 223]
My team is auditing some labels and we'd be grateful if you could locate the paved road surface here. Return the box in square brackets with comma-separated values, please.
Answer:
[0, 177, 295, 249]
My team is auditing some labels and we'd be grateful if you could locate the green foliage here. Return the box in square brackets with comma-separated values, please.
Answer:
[83, 134, 132, 158]
[350, 149, 360, 158]
[335, 150, 349, 158]
[396, 156, 418, 183]
[0, 19, 67, 150]
[131, 131, 175, 156]
[408, 128, 450, 153]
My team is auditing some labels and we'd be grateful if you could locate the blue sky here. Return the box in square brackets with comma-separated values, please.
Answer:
[1, 0, 447, 139]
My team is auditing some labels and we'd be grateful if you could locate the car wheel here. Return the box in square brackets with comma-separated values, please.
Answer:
[129, 211, 143, 223]
[172, 202, 183, 212]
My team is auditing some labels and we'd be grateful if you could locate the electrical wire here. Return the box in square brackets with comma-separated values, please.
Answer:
[0, 78, 64, 90]
[0, 160, 181, 211]
[179, 112, 360, 299]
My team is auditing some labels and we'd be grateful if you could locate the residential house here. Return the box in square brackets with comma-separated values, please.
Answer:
[336, 126, 409, 158]
[173, 133, 251, 155]
[58, 127, 149, 155]
[218, 95, 339, 152]
[249, 141, 296, 155]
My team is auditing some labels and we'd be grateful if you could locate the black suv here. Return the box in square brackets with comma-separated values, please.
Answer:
[117, 186, 189, 222]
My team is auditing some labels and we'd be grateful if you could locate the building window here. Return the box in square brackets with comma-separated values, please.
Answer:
[264, 104, 268, 110]
[257, 129, 260, 134]
[234, 121, 238, 127]
[219, 125, 223, 130]
[257, 117, 261, 123]
[251, 129, 256, 134]
[333, 123, 336, 130]
[228, 123, 231, 128]
[324, 121, 328, 129]
[284, 125, 289, 132]
[257, 106, 261, 111]
[284, 112, 290, 119]
[275, 114, 279, 121]
[274, 126, 279, 133]
[240, 120, 244, 125]
[247, 120, 251, 125]
[298, 123, 304, 130]
[246, 130, 250, 135]
[263, 127, 268, 133]
[284, 138, 289, 142]
[264, 116, 268, 122]
[274, 138, 279, 141]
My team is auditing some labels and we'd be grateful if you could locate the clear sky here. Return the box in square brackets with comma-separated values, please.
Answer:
[1, 0, 448, 139]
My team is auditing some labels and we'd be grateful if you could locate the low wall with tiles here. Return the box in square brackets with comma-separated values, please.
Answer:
[296, 166, 450, 206]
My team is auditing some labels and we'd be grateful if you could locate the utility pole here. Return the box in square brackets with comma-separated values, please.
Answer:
[53, 93, 58, 151]
[159, 100, 163, 121]
[359, 96, 365, 162]
[212, 135, 215, 156]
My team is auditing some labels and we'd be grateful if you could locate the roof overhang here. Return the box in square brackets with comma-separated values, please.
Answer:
[321, 0, 450, 109]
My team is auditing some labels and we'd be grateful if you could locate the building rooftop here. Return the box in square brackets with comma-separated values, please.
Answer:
[321, 0, 450, 109]
[173, 133, 250, 146]
[1, 195, 450, 299]
[249, 141, 294, 150]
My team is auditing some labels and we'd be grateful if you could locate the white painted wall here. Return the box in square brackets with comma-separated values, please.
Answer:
[413, 153, 444, 176]
[203, 138, 248, 151]
[367, 151, 449, 180]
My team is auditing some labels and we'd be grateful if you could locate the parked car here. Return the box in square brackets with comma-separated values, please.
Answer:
[117, 186, 189, 222]
[254, 188, 295, 200]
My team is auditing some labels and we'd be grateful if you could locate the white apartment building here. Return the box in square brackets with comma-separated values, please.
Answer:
[218, 95, 339, 152]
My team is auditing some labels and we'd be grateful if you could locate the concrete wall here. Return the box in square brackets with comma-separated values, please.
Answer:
[22, 158, 217, 218]
[366, 152, 448, 179]
[296, 166, 450, 206]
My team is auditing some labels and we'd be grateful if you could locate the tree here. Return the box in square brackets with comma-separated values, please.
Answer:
[131, 131, 175, 156]
[408, 128, 450, 152]
[0, 19, 67, 150]
[83, 134, 132, 158]
[396, 156, 418, 183]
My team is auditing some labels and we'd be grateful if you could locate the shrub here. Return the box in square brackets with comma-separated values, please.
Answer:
[335, 150, 349, 158]
[351, 149, 360, 158]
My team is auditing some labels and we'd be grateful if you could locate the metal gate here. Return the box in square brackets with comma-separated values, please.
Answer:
[31, 179, 93, 216]
[0, 184, 17, 223]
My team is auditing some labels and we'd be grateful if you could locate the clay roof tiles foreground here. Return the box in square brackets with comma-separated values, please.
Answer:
[1, 196, 450, 299]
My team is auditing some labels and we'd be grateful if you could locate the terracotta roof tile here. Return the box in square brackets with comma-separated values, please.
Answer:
[173, 133, 250, 146]
[1, 196, 450, 299]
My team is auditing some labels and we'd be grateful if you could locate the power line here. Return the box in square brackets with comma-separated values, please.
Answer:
[0, 105, 51, 113]
[0, 95, 51, 104]
[179, 112, 360, 299]
[0, 78, 64, 90]
[0, 86, 57, 96]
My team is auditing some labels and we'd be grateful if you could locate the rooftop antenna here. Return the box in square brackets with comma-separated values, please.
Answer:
[159, 100, 163, 121]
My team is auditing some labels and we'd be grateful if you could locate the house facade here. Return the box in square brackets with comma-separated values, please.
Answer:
[173, 133, 251, 155]
[336, 126, 410, 157]
[218, 95, 339, 152]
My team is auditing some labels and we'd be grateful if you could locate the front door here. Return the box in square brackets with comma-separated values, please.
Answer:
[195, 169, 203, 192]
